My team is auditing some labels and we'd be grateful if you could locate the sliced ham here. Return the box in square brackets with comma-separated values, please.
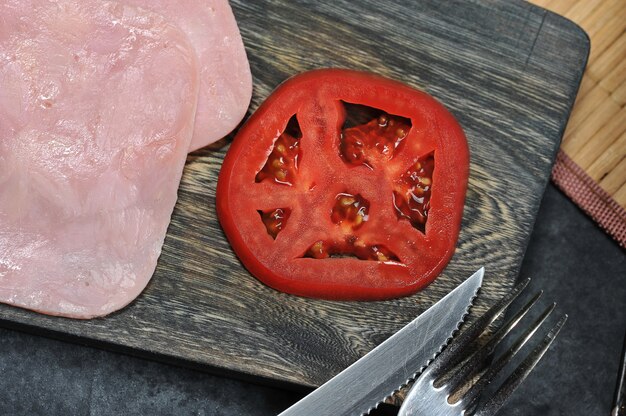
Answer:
[0, 0, 199, 318]
[127, 0, 252, 151]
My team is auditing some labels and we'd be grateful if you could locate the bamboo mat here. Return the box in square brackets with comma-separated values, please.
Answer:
[529, 0, 626, 247]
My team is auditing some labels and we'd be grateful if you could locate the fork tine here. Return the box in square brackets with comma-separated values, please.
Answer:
[462, 302, 557, 409]
[471, 314, 567, 416]
[428, 278, 531, 378]
[444, 290, 543, 393]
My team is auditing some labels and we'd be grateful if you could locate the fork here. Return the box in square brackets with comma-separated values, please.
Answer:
[397, 278, 567, 416]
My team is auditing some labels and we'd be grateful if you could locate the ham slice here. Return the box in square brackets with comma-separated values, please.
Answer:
[0, 0, 199, 318]
[127, 0, 252, 151]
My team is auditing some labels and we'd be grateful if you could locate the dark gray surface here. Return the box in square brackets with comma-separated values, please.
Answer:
[497, 184, 626, 416]
[1, 184, 625, 415]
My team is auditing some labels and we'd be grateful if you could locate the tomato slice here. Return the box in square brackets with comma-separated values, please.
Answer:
[216, 69, 469, 300]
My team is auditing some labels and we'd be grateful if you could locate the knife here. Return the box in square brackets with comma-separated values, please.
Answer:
[278, 267, 484, 416]
[612, 330, 626, 416]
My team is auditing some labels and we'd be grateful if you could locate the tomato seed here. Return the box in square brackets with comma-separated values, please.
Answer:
[331, 193, 369, 230]
[255, 122, 301, 185]
[305, 240, 329, 259]
[340, 112, 411, 168]
[393, 152, 434, 233]
[258, 208, 291, 239]
[303, 238, 399, 262]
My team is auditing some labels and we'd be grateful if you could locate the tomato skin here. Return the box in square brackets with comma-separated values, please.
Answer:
[216, 69, 469, 300]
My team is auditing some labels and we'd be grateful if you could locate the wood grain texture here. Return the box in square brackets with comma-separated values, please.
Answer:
[0, 0, 588, 388]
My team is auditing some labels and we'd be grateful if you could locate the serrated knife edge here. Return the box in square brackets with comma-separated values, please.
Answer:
[278, 267, 484, 416]
[364, 271, 483, 415]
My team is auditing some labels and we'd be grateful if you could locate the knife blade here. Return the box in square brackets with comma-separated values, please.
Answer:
[279, 267, 484, 416]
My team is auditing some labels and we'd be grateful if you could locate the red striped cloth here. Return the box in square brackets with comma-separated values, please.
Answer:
[551, 150, 626, 248]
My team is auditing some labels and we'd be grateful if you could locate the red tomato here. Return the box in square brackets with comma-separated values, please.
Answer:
[216, 69, 469, 300]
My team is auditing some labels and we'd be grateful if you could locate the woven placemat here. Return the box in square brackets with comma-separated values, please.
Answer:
[552, 150, 626, 247]
[530, 0, 626, 247]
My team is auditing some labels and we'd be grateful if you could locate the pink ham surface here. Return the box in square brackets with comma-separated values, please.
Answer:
[0, 0, 199, 318]
[127, 0, 252, 151]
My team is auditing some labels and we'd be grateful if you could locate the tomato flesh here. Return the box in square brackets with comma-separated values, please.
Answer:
[304, 191, 399, 261]
[216, 69, 469, 300]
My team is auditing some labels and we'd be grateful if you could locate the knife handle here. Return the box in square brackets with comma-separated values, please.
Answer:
[612, 330, 626, 416]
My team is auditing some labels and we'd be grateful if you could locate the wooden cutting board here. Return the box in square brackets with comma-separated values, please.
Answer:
[0, 0, 589, 389]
